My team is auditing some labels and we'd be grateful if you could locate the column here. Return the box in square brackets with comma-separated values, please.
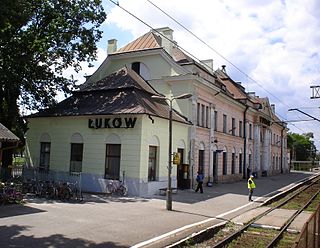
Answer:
[253, 124, 260, 173]
[262, 128, 271, 172]
[208, 104, 215, 183]
[189, 96, 197, 188]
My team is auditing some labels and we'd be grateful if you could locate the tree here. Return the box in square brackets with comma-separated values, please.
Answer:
[0, 0, 106, 178]
[287, 132, 316, 161]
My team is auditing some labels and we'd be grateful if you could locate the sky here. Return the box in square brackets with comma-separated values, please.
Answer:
[68, 0, 320, 149]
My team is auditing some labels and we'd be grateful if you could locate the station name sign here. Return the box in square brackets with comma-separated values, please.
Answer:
[88, 117, 137, 129]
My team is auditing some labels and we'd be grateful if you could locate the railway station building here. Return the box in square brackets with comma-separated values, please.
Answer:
[25, 27, 289, 196]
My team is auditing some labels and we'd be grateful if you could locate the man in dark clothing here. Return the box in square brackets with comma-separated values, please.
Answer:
[195, 171, 204, 193]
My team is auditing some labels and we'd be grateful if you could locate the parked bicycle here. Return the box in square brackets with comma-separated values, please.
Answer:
[0, 181, 23, 204]
[106, 171, 128, 196]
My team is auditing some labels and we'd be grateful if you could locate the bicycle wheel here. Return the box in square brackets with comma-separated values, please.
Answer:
[14, 192, 23, 203]
[106, 184, 115, 194]
[119, 185, 128, 196]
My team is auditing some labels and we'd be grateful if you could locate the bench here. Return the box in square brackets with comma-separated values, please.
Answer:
[159, 187, 178, 196]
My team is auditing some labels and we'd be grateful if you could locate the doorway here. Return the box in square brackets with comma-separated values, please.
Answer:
[177, 148, 185, 189]
[212, 151, 218, 182]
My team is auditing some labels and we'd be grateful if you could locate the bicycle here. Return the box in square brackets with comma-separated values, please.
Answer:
[106, 171, 128, 196]
[2, 182, 23, 204]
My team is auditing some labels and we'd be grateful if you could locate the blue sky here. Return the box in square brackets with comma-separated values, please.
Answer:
[68, 0, 320, 149]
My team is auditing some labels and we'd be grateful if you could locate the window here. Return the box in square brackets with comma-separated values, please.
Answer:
[198, 150, 204, 173]
[206, 106, 209, 128]
[249, 123, 252, 139]
[223, 152, 227, 175]
[214, 111, 218, 131]
[239, 121, 243, 137]
[70, 143, 83, 173]
[231, 118, 236, 136]
[131, 62, 151, 80]
[148, 146, 157, 181]
[201, 104, 205, 127]
[40, 142, 50, 171]
[105, 144, 121, 179]
[131, 62, 140, 74]
[223, 114, 227, 133]
[197, 103, 200, 126]
[231, 152, 235, 174]
[239, 153, 243, 173]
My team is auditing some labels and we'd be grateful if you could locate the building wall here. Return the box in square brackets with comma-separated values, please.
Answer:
[88, 52, 186, 84]
[26, 114, 189, 197]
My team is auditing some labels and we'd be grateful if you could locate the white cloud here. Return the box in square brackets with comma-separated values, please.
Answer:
[101, 0, 320, 147]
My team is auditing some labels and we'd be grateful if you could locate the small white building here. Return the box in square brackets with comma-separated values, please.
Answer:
[26, 67, 191, 196]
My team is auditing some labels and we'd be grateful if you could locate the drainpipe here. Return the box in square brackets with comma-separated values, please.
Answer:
[280, 123, 285, 173]
[243, 106, 249, 179]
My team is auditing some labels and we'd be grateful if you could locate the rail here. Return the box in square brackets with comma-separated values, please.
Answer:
[294, 204, 320, 248]
[212, 175, 320, 248]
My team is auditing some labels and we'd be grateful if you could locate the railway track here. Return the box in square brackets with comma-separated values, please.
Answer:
[175, 174, 320, 248]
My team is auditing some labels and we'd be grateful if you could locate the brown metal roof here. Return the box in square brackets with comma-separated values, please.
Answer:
[116, 32, 161, 53]
[28, 67, 190, 124]
[0, 123, 19, 142]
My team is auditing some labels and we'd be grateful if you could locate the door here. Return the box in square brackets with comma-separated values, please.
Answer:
[213, 151, 218, 182]
[177, 148, 184, 189]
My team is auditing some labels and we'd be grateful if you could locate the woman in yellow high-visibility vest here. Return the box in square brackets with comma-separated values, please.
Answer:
[247, 175, 256, 201]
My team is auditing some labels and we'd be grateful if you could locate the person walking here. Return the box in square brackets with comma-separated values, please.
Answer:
[247, 175, 256, 201]
[195, 171, 204, 193]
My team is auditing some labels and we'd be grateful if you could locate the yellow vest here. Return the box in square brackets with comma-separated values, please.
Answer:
[247, 178, 256, 189]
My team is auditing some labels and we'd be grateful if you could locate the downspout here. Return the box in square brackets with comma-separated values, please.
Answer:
[243, 105, 249, 179]
[280, 123, 285, 173]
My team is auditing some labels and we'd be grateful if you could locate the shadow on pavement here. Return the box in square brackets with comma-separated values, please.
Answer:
[0, 204, 46, 218]
[24, 193, 150, 205]
[0, 225, 128, 248]
[156, 172, 314, 204]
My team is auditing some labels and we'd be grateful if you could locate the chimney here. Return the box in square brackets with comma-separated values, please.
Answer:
[221, 65, 226, 73]
[271, 104, 275, 113]
[154, 27, 173, 55]
[248, 92, 256, 98]
[201, 59, 213, 73]
[107, 39, 117, 54]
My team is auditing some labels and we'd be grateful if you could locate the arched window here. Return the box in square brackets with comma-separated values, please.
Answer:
[198, 142, 205, 173]
[131, 61, 151, 80]
[70, 133, 84, 173]
[223, 146, 228, 175]
[148, 135, 159, 181]
[39, 133, 51, 171]
[238, 149, 243, 174]
[231, 147, 236, 174]
[105, 134, 121, 180]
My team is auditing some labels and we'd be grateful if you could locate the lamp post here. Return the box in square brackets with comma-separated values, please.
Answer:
[152, 93, 192, 210]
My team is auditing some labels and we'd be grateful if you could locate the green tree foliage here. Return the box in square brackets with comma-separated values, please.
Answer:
[0, 0, 106, 176]
[287, 132, 316, 161]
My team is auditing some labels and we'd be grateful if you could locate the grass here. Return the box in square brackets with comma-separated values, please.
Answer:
[275, 232, 298, 248]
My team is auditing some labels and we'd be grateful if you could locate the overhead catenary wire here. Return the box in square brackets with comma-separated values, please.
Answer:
[146, 0, 317, 138]
[146, 1, 317, 119]
[109, 0, 316, 141]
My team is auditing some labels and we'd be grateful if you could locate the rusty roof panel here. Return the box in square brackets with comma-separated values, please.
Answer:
[0, 123, 19, 142]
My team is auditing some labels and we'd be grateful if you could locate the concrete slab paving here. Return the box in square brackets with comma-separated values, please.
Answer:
[252, 208, 297, 230]
[0, 171, 315, 248]
[231, 206, 270, 225]
[288, 211, 313, 233]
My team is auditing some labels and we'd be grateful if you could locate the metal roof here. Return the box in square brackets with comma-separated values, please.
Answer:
[28, 67, 190, 125]
[0, 123, 19, 142]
